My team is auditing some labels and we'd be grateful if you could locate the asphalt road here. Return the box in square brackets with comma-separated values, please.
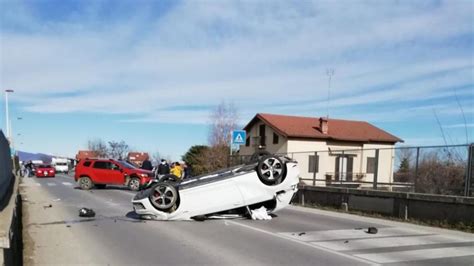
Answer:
[21, 173, 474, 265]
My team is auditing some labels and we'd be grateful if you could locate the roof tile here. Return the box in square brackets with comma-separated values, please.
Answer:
[244, 113, 402, 143]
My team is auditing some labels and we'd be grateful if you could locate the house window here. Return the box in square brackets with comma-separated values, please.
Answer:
[367, 157, 376, 174]
[273, 133, 279, 144]
[259, 124, 266, 146]
[245, 136, 250, 147]
[308, 155, 319, 173]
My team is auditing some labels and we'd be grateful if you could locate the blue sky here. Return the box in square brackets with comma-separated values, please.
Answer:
[0, 0, 473, 159]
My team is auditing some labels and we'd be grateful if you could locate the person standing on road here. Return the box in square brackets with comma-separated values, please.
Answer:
[157, 159, 170, 178]
[170, 162, 183, 180]
[183, 162, 192, 179]
[25, 161, 33, 177]
[141, 158, 153, 171]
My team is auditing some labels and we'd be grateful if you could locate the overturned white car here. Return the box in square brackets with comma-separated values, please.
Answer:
[131, 154, 300, 221]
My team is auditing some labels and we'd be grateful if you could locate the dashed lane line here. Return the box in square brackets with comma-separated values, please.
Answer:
[226, 220, 377, 265]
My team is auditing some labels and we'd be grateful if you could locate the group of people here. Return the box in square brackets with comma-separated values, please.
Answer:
[21, 161, 35, 177]
[140, 158, 192, 180]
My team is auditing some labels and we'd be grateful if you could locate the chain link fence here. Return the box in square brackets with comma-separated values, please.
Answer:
[231, 144, 474, 197]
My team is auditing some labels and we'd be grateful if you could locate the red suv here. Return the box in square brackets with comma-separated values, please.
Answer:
[74, 159, 154, 191]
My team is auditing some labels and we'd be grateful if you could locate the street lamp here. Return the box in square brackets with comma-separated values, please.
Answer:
[4, 89, 14, 142]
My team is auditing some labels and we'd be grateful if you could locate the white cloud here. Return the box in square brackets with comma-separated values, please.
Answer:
[0, 0, 472, 125]
[443, 123, 474, 128]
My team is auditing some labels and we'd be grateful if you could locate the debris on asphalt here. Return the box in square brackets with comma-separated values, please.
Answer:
[250, 206, 272, 220]
[79, 208, 96, 218]
[66, 225, 71, 228]
[43, 204, 52, 209]
[344, 240, 349, 243]
[298, 232, 306, 236]
[192, 215, 206, 222]
[366, 227, 378, 234]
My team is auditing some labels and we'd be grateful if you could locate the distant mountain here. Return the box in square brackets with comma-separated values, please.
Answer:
[17, 151, 53, 163]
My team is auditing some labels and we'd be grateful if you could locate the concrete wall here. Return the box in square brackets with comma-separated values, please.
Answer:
[0, 131, 22, 265]
[0, 131, 12, 205]
[295, 185, 474, 225]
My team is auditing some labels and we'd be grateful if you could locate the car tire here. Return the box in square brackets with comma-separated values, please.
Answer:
[95, 184, 106, 189]
[128, 177, 141, 191]
[256, 155, 286, 185]
[79, 176, 93, 190]
[149, 182, 178, 212]
[250, 151, 271, 163]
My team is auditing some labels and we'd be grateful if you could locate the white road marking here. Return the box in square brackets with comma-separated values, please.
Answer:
[313, 235, 474, 251]
[62, 182, 73, 186]
[354, 246, 474, 264]
[279, 227, 428, 242]
[47, 182, 57, 187]
[227, 221, 376, 265]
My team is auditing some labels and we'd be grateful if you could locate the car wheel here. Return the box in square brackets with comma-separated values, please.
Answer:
[96, 184, 106, 189]
[128, 177, 141, 191]
[257, 155, 286, 185]
[250, 151, 271, 163]
[149, 183, 178, 211]
[79, 176, 93, 190]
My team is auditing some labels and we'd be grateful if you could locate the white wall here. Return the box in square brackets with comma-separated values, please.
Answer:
[239, 121, 287, 155]
[362, 143, 396, 184]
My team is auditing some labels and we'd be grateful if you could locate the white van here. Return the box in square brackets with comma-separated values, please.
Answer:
[52, 157, 69, 173]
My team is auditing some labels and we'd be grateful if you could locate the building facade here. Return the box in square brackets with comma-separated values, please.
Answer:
[127, 152, 149, 167]
[239, 113, 402, 186]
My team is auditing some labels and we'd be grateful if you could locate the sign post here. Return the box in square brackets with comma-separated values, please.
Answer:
[231, 130, 246, 157]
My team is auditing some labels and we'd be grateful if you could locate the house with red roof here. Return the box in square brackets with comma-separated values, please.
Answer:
[239, 113, 403, 186]
[127, 152, 149, 167]
[75, 150, 98, 161]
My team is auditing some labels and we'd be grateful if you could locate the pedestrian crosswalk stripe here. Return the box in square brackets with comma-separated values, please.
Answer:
[354, 246, 474, 264]
[279, 227, 428, 242]
[312, 235, 473, 251]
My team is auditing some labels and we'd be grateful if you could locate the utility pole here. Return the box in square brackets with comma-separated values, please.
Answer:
[326, 69, 335, 119]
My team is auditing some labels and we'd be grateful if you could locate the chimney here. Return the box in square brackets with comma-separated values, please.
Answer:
[320, 117, 328, 134]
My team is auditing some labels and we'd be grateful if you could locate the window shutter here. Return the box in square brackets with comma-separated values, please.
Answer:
[308, 155, 319, 173]
[367, 157, 375, 174]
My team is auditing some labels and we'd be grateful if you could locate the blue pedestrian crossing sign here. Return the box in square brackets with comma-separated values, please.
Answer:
[232, 130, 246, 145]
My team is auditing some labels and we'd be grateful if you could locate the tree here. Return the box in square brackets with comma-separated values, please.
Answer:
[151, 152, 161, 166]
[399, 158, 410, 173]
[108, 140, 129, 160]
[203, 101, 240, 172]
[208, 101, 239, 146]
[88, 139, 108, 158]
[182, 145, 209, 176]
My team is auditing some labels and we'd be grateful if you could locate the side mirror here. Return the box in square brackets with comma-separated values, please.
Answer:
[119, 168, 124, 173]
